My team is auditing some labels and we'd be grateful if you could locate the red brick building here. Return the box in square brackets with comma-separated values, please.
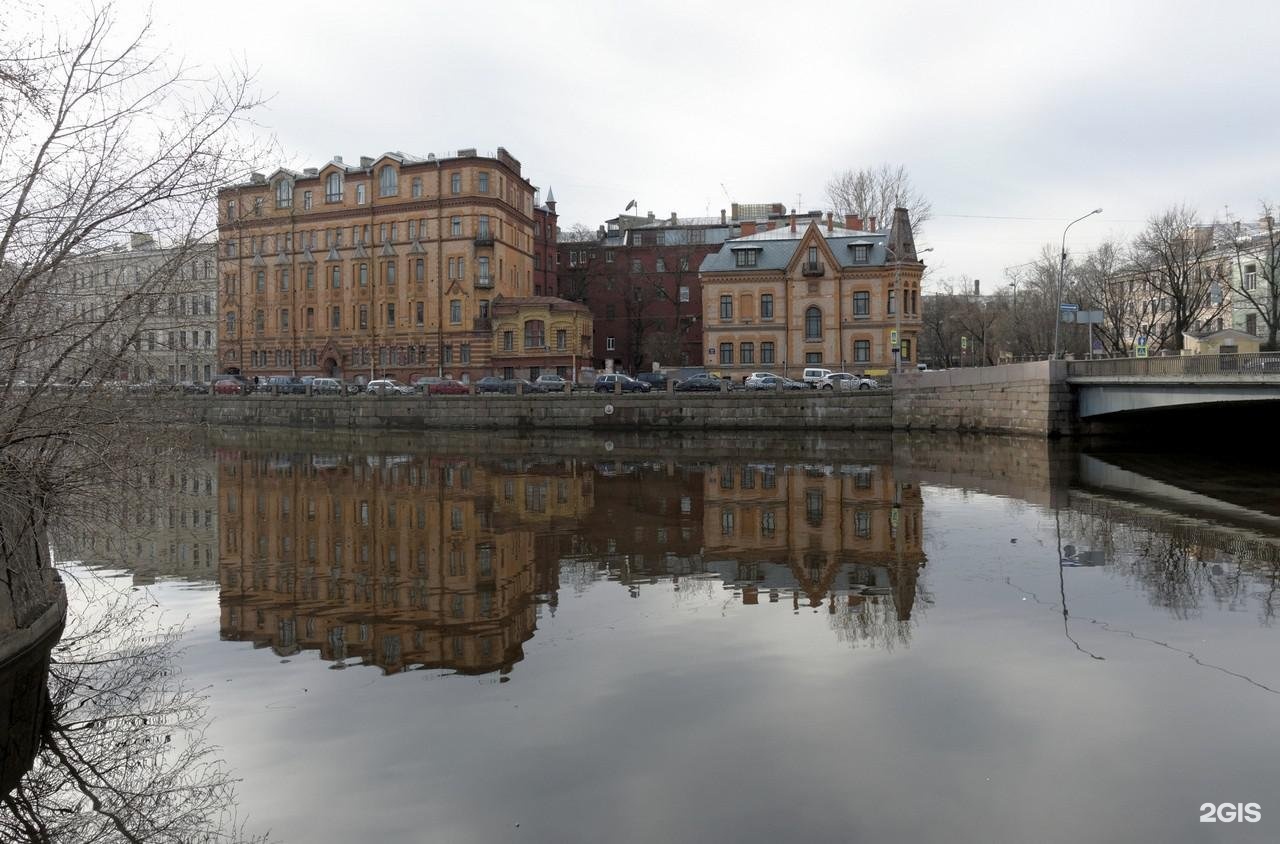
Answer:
[532, 188, 558, 297]
[557, 204, 822, 374]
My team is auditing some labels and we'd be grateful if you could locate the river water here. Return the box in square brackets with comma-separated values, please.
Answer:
[34, 431, 1280, 842]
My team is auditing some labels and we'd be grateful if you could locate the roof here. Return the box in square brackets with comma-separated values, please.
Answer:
[699, 221, 891, 273]
[1182, 328, 1260, 343]
[492, 296, 591, 314]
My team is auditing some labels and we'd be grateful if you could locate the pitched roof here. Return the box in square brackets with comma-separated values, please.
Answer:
[699, 222, 890, 273]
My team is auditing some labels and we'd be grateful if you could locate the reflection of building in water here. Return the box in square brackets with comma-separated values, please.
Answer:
[702, 462, 926, 629]
[50, 453, 219, 585]
[217, 450, 589, 675]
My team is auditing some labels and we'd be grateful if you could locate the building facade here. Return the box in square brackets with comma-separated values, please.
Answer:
[532, 189, 558, 297]
[42, 236, 218, 384]
[700, 208, 924, 380]
[216, 148, 590, 384]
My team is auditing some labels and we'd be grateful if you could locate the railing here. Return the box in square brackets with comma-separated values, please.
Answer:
[474, 232, 494, 247]
[1066, 352, 1280, 378]
[801, 261, 825, 277]
[475, 275, 493, 289]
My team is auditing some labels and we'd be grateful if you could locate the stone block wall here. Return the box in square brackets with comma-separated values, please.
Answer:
[891, 360, 1074, 437]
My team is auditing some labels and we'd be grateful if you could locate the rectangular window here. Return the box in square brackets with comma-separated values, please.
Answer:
[386, 303, 395, 326]
[1247, 313, 1259, 335]
[331, 266, 340, 288]
[478, 172, 489, 193]
[460, 343, 471, 363]
[226, 312, 236, 335]
[734, 250, 758, 268]
[656, 257, 666, 272]
[556, 329, 567, 350]
[631, 259, 642, 273]
[900, 339, 911, 362]
[386, 262, 396, 286]
[1244, 263, 1258, 290]
[853, 291, 870, 316]
[719, 342, 734, 364]
[305, 308, 314, 330]
[760, 293, 773, 319]
[305, 266, 314, 289]
[356, 183, 366, 204]
[303, 190, 312, 210]
[411, 178, 422, 198]
[331, 306, 341, 329]
[854, 339, 870, 362]
[415, 301, 424, 326]
[887, 290, 896, 315]
[606, 336, 616, 351]
[805, 352, 822, 364]
[503, 331, 514, 351]
[359, 263, 368, 287]
[256, 271, 265, 292]
[359, 305, 368, 329]
[679, 286, 690, 303]
[853, 244, 869, 262]
[450, 299, 462, 323]
[719, 295, 733, 320]
[279, 309, 289, 329]
[450, 172, 461, 194]
[761, 341, 775, 364]
[415, 258, 425, 283]
[451, 217, 462, 236]
[740, 342, 754, 364]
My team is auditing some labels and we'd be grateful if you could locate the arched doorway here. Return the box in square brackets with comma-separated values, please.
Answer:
[323, 357, 341, 378]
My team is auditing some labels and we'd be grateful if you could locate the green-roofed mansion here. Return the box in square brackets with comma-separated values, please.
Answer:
[699, 208, 924, 380]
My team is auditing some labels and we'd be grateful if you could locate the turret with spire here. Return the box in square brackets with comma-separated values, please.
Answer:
[887, 206, 917, 262]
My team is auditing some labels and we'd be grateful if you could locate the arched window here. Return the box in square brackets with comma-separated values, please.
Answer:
[379, 165, 398, 197]
[805, 306, 822, 339]
[524, 319, 545, 349]
[325, 172, 342, 202]
[275, 178, 292, 208]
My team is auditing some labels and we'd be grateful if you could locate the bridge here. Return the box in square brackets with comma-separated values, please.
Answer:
[1065, 353, 1280, 418]
[892, 354, 1280, 437]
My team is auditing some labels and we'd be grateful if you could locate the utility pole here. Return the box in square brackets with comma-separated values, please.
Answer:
[1054, 208, 1102, 358]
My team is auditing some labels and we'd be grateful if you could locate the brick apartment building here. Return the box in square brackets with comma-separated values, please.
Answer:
[557, 204, 821, 374]
[216, 148, 591, 384]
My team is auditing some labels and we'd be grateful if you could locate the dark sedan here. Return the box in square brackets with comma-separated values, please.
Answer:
[593, 373, 650, 393]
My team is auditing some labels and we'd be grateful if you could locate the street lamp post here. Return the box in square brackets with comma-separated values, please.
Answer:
[894, 246, 933, 374]
[1053, 208, 1102, 359]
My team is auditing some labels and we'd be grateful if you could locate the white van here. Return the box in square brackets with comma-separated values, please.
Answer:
[802, 367, 832, 388]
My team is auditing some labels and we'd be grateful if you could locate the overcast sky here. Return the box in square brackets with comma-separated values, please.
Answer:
[108, 0, 1280, 290]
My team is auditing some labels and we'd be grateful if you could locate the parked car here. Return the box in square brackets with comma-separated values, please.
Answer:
[365, 379, 413, 395]
[744, 371, 781, 389]
[674, 374, 725, 392]
[427, 378, 470, 395]
[635, 372, 671, 390]
[475, 376, 509, 394]
[213, 376, 247, 395]
[311, 377, 344, 395]
[534, 373, 572, 390]
[818, 372, 879, 391]
[413, 376, 443, 392]
[802, 367, 834, 388]
[594, 373, 651, 393]
[750, 374, 807, 390]
[180, 381, 209, 394]
[263, 375, 307, 394]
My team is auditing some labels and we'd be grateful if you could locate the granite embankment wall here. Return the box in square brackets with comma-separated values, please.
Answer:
[892, 360, 1073, 437]
[173, 391, 896, 432]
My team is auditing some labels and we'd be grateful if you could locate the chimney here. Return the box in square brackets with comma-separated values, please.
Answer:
[720, 209, 727, 225]
[741, 221, 757, 236]
[869, 215, 878, 231]
[826, 211, 833, 232]
[790, 213, 797, 233]
[846, 214, 862, 231]
[334, 155, 343, 164]
[647, 210, 655, 221]
[598, 225, 606, 238]
[129, 232, 155, 251]
[670, 212, 677, 224]
[359, 156, 374, 168]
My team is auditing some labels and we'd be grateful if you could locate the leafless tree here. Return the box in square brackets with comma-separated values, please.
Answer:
[556, 222, 598, 243]
[0, 3, 261, 508]
[1218, 202, 1280, 349]
[1130, 205, 1227, 352]
[824, 163, 932, 234]
[1074, 239, 1137, 356]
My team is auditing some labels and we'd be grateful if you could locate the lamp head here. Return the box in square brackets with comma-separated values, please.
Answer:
[1092, 208, 1103, 215]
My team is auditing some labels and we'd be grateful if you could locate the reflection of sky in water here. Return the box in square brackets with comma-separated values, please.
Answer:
[108, 473, 1280, 844]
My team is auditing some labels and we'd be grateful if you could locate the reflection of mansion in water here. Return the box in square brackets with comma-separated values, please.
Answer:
[702, 462, 926, 626]
[217, 451, 587, 675]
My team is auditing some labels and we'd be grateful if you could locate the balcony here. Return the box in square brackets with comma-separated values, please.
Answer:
[474, 231, 494, 247]
[473, 317, 492, 332]
[802, 261, 825, 277]
[475, 275, 494, 289]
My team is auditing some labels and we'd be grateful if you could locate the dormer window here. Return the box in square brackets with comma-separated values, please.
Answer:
[734, 249, 759, 268]
[325, 172, 343, 202]
[379, 165, 398, 197]
[852, 244, 869, 263]
[355, 183, 367, 205]
[274, 178, 292, 208]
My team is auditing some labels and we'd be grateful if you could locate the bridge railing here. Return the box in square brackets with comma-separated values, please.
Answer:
[1066, 352, 1280, 378]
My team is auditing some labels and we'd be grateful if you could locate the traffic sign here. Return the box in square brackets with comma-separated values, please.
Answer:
[961, 336, 968, 350]
[1060, 303, 1079, 312]
[890, 329, 899, 348]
